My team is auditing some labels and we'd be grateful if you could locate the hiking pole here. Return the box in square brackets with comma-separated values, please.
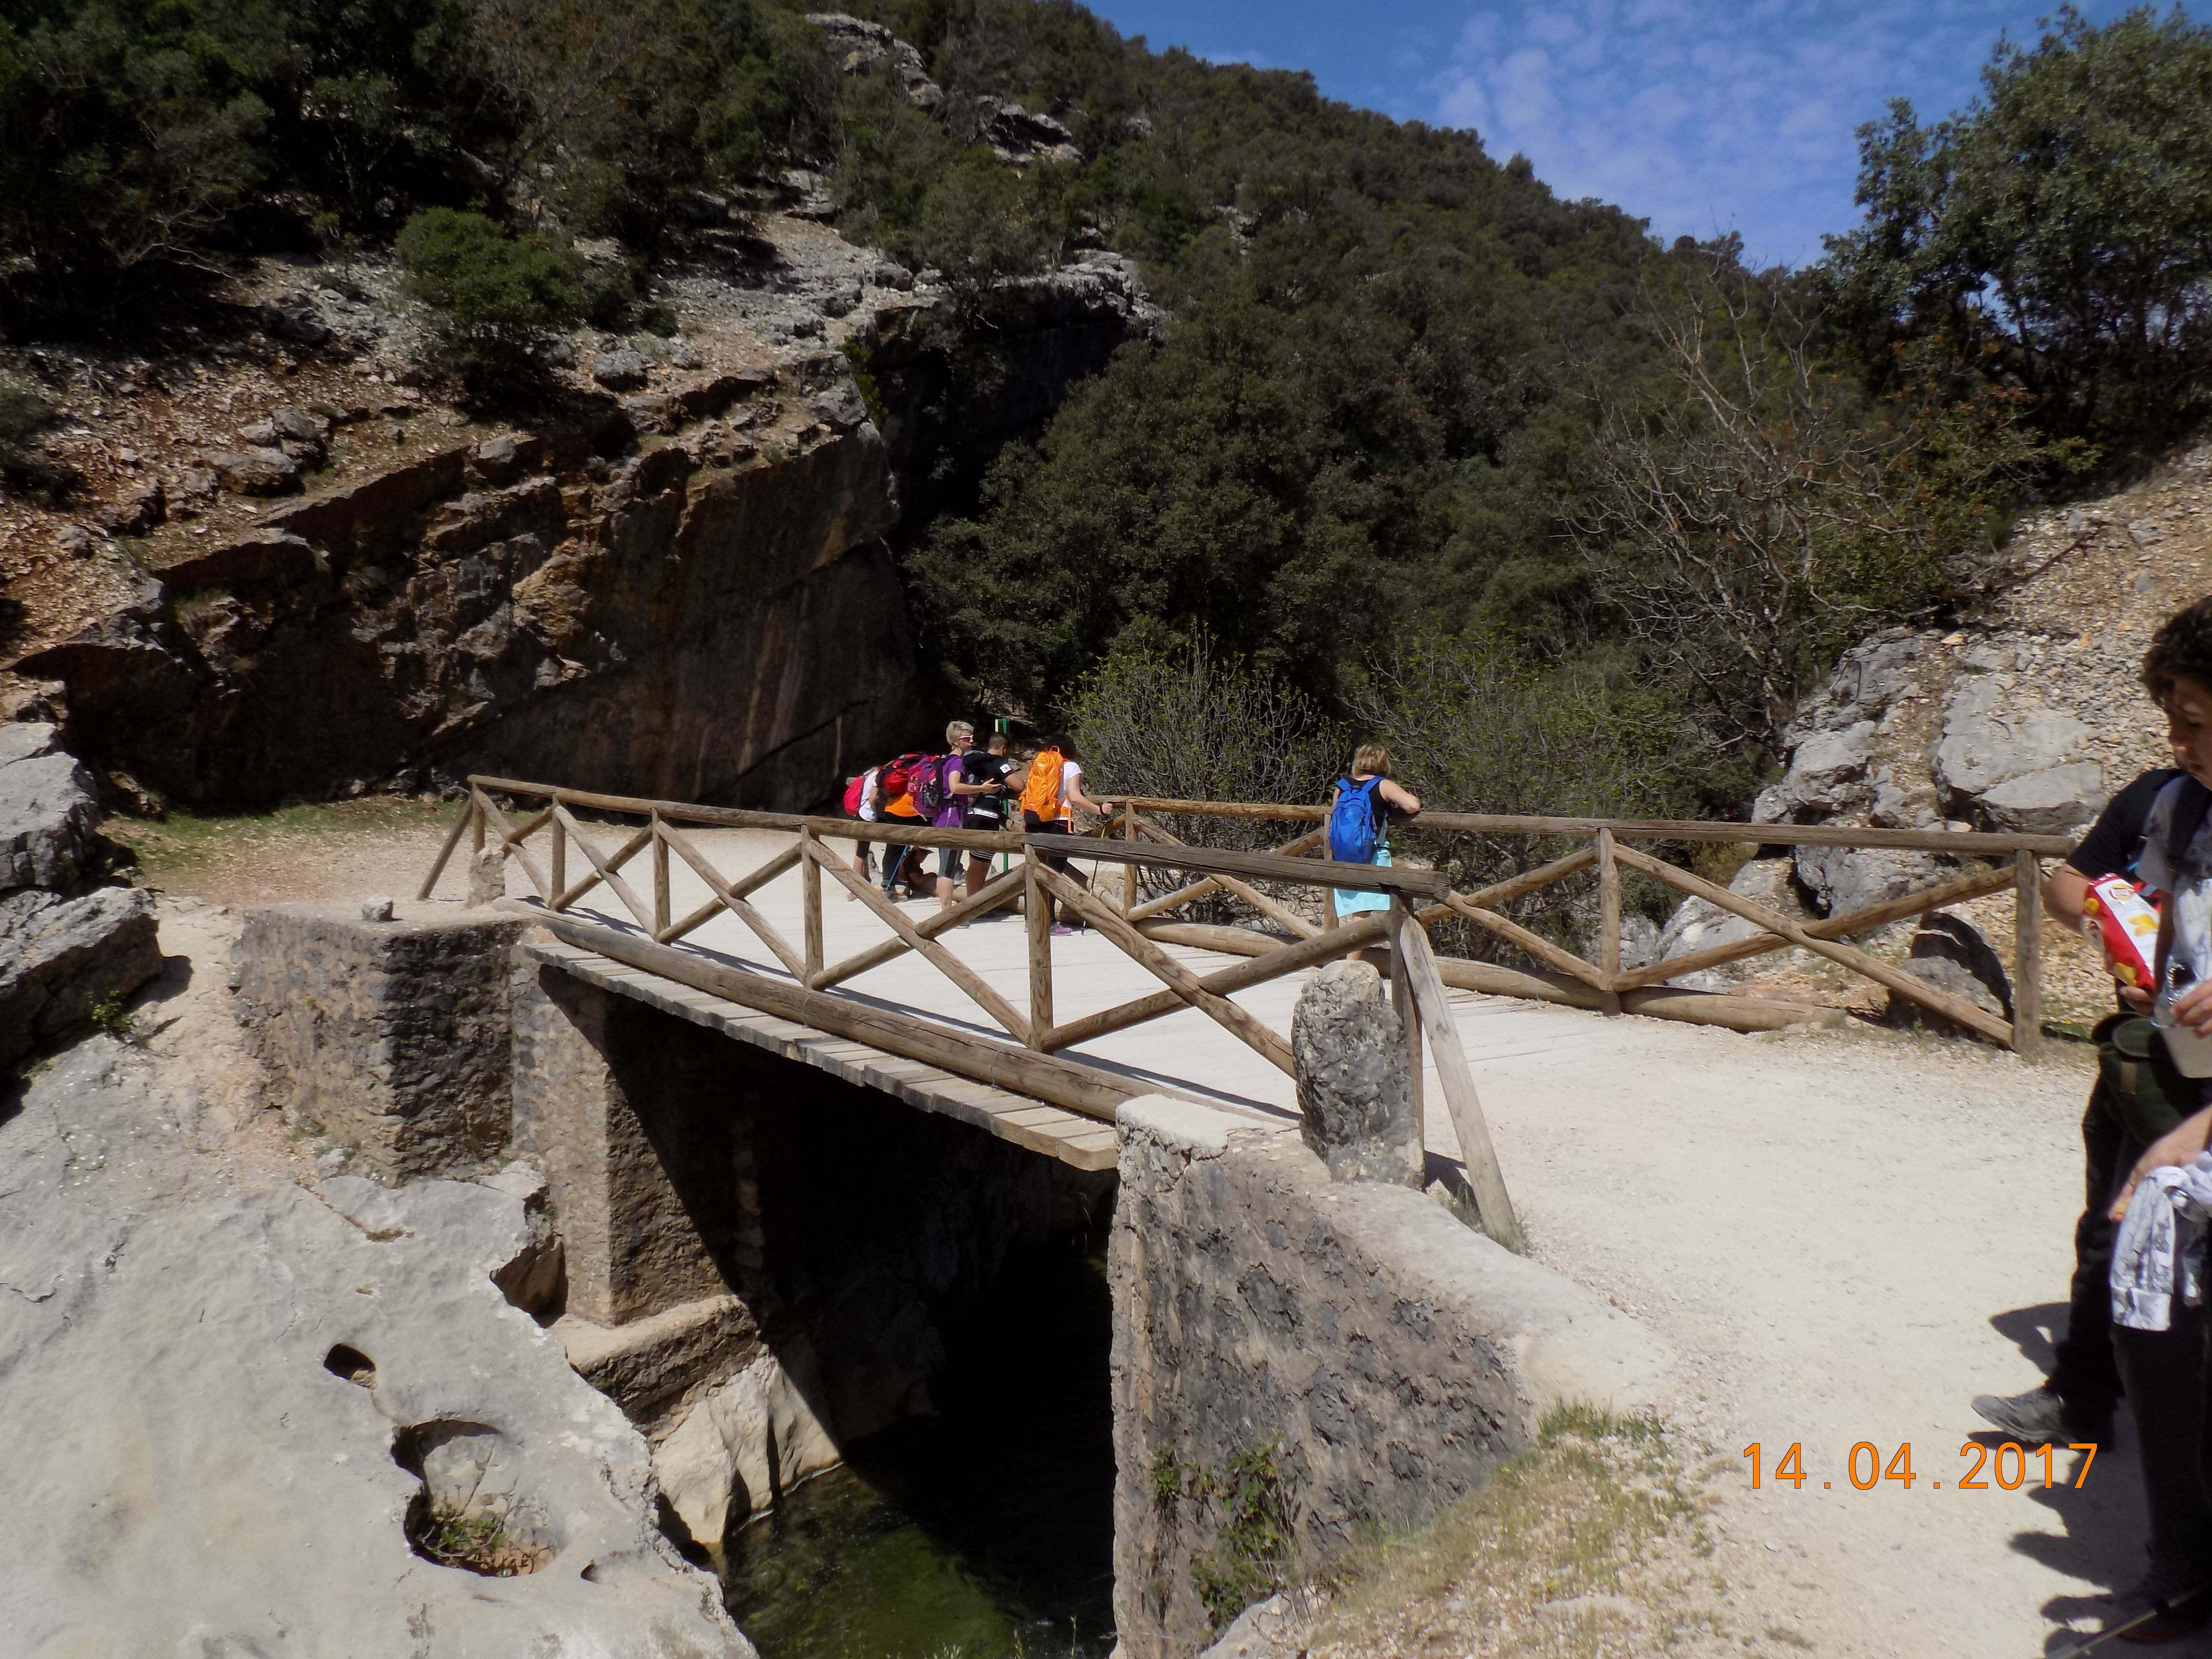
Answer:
[2050, 1583, 2212, 1658]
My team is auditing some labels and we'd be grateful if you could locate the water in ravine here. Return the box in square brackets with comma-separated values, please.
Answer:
[720, 1240, 1116, 1659]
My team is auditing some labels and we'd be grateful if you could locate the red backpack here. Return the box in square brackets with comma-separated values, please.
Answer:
[841, 773, 868, 816]
[879, 751, 933, 801]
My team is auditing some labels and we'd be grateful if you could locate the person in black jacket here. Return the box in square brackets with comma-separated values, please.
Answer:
[1970, 768, 2176, 1450]
[2001, 597, 2212, 1643]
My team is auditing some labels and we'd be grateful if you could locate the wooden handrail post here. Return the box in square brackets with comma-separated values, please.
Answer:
[2014, 851, 2042, 1057]
[471, 795, 486, 854]
[1388, 907, 1524, 1251]
[1122, 801, 1138, 916]
[801, 827, 822, 985]
[550, 812, 568, 908]
[1027, 848, 1054, 1048]
[652, 810, 671, 938]
[1389, 895, 1425, 1147]
[1595, 828, 1622, 1016]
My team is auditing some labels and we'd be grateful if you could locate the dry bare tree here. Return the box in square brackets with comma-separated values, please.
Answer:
[469, 0, 660, 189]
[1577, 255, 2030, 756]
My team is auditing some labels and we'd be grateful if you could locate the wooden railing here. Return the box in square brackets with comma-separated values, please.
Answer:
[420, 776, 2076, 1250]
[1106, 796, 2074, 1055]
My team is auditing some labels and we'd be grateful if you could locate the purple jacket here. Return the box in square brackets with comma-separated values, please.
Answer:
[931, 753, 966, 830]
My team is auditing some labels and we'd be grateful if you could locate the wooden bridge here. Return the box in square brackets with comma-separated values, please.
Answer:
[421, 777, 2073, 1254]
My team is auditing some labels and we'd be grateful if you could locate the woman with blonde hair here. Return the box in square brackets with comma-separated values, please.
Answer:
[1326, 743, 1421, 964]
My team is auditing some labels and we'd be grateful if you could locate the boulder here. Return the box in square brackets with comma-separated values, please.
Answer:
[1793, 845, 1945, 920]
[0, 723, 103, 890]
[200, 445, 301, 495]
[1753, 720, 1878, 824]
[653, 1347, 841, 1550]
[592, 348, 651, 391]
[96, 477, 165, 535]
[1933, 678, 2093, 819]
[1618, 913, 1661, 973]
[807, 383, 870, 431]
[1290, 959, 1422, 1187]
[1886, 914, 2011, 1033]
[0, 1042, 752, 1656]
[1978, 760, 2106, 836]
[1200, 1594, 1302, 1659]
[0, 884, 161, 1063]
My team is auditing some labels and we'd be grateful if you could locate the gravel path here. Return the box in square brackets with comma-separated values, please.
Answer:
[1453, 1004, 2166, 1657]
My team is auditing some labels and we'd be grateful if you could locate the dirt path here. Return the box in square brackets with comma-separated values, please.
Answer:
[142, 806, 2180, 1656]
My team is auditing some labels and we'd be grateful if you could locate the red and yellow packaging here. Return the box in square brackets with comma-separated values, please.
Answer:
[2084, 875, 2162, 988]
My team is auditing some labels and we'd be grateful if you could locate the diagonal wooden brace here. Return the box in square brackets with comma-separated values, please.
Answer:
[1610, 842, 2013, 1044]
[1038, 863, 1294, 1075]
[811, 842, 1032, 1044]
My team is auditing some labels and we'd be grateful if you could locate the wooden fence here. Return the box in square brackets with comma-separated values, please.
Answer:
[421, 775, 2076, 1251]
[1098, 796, 2073, 1055]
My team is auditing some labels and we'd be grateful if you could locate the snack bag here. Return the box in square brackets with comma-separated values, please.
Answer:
[2085, 874, 2162, 988]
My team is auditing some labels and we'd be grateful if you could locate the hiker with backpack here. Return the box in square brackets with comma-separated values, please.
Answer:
[949, 727, 1017, 907]
[2007, 596, 2212, 1645]
[875, 744, 939, 899]
[1327, 744, 1421, 966]
[1019, 734, 1115, 935]
[927, 721, 991, 913]
[842, 763, 883, 887]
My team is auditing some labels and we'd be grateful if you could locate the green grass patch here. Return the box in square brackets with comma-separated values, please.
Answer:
[1311, 1403, 1717, 1658]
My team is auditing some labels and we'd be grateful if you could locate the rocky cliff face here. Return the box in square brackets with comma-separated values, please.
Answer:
[1, 209, 1158, 811]
[18, 368, 915, 807]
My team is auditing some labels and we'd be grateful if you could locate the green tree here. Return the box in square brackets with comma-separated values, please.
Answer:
[1821, 4, 2212, 449]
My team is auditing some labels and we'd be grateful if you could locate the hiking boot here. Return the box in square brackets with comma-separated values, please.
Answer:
[2109, 1570, 2210, 1644]
[1971, 1386, 2112, 1449]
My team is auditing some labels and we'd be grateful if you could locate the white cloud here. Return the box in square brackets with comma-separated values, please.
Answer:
[1426, 0, 2081, 265]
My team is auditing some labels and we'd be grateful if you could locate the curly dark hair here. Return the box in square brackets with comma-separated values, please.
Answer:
[2143, 596, 2212, 703]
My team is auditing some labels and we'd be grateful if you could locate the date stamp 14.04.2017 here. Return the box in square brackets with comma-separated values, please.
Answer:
[1741, 1441, 2096, 1493]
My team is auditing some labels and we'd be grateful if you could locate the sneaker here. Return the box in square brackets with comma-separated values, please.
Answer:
[2109, 1571, 2210, 1644]
[1971, 1386, 2111, 1448]
[1051, 924, 1074, 936]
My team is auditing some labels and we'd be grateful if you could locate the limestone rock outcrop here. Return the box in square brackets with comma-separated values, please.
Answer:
[0, 721, 159, 1063]
[654, 1346, 842, 1550]
[0, 1038, 751, 1657]
[1933, 674, 2102, 834]
[1651, 857, 1808, 991]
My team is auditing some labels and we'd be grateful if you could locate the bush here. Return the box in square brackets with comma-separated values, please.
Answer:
[0, 371, 72, 501]
[395, 208, 583, 397]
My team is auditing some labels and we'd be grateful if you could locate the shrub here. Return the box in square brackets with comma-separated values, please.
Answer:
[395, 208, 583, 397]
[0, 371, 72, 501]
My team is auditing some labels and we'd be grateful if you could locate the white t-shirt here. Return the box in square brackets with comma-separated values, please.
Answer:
[1058, 760, 1083, 818]
[857, 766, 881, 823]
[2139, 777, 2212, 984]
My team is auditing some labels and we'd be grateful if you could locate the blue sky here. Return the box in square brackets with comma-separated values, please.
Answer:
[1086, 0, 2142, 270]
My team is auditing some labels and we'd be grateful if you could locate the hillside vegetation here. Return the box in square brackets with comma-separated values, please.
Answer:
[4, 0, 2211, 811]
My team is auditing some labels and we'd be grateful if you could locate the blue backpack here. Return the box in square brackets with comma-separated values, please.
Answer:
[1328, 776, 1386, 864]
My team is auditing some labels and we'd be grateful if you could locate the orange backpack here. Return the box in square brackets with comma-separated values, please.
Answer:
[1018, 747, 1065, 820]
